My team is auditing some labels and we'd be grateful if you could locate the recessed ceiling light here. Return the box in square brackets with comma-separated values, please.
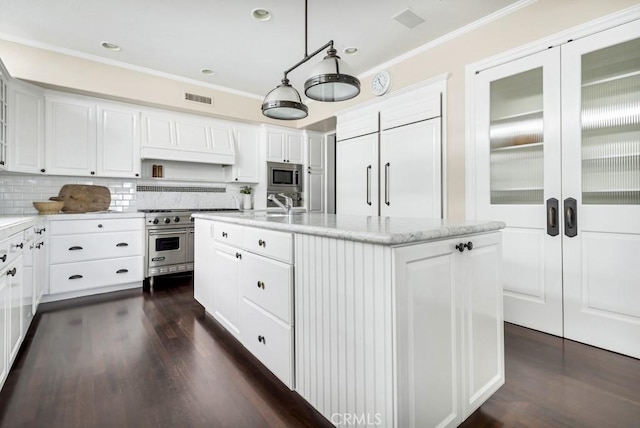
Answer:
[101, 41, 121, 51]
[200, 68, 216, 76]
[344, 47, 358, 55]
[252, 8, 272, 21]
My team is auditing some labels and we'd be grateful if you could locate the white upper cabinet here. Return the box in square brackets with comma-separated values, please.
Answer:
[265, 127, 304, 164]
[7, 80, 45, 174]
[97, 103, 141, 178]
[307, 133, 324, 170]
[45, 93, 141, 178]
[45, 95, 97, 176]
[225, 123, 261, 183]
[141, 109, 235, 165]
[379, 87, 441, 130]
[336, 105, 378, 141]
[0, 60, 8, 170]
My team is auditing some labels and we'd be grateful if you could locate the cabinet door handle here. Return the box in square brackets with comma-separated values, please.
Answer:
[258, 239, 266, 247]
[257, 281, 265, 289]
[222, 232, 228, 238]
[546, 198, 559, 237]
[455, 243, 465, 252]
[69, 246, 83, 251]
[116, 269, 129, 274]
[7, 267, 17, 277]
[366, 165, 372, 206]
[384, 162, 390, 206]
[258, 335, 266, 344]
[235, 252, 242, 259]
[564, 197, 577, 238]
[116, 242, 129, 247]
[0, 254, 6, 262]
[15, 242, 24, 249]
[68, 274, 83, 280]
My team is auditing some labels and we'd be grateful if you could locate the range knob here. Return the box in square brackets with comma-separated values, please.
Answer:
[174, 217, 180, 223]
[164, 218, 171, 224]
[152, 218, 159, 225]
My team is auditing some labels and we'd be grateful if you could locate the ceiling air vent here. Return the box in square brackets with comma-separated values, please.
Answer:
[392, 8, 425, 29]
[184, 92, 214, 106]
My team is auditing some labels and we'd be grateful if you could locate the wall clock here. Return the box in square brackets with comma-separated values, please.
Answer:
[371, 70, 392, 96]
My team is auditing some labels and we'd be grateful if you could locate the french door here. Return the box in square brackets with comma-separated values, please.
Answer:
[476, 19, 640, 357]
[561, 21, 640, 358]
[475, 48, 564, 336]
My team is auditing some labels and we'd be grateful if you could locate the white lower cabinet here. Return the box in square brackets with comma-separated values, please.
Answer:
[194, 219, 294, 389]
[48, 217, 144, 297]
[294, 231, 503, 428]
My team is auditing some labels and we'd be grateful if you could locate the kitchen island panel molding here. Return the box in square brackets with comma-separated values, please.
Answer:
[295, 234, 394, 426]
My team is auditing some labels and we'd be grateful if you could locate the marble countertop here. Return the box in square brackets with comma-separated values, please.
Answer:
[192, 212, 505, 245]
[0, 216, 42, 240]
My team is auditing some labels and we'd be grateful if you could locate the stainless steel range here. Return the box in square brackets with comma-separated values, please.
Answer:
[141, 208, 237, 288]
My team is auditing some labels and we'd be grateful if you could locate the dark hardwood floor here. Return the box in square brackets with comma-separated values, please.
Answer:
[1, 277, 639, 427]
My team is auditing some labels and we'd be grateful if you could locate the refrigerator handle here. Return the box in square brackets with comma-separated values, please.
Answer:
[366, 165, 372, 206]
[384, 162, 390, 206]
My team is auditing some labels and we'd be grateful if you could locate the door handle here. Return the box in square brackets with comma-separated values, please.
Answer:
[384, 162, 390, 206]
[546, 198, 559, 237]
[366, 165, 372, 206]
[564, 197, 577, 238]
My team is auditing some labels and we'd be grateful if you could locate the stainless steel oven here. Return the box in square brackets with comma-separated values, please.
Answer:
[267, 162, 303, 193]
[141, 208, 237, 288]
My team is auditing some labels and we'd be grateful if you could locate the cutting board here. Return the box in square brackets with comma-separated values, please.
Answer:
[50, 185, 111, 213]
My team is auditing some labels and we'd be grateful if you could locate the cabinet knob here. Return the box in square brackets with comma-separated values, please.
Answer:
[135, 173, 140, 177]
[40, 168, 46, 173]
[7, 267, 17, 277]
[465, 242, 473, 251]
[258, 239, 266, 247]
[91, 171, 95, 175]
[98, 224, 103, 228]
[235, 178, 238, 181]
[0, 255, 6, 262]
[455, 243, 465, 252]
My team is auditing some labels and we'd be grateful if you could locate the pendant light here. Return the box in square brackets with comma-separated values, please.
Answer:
[261, 0, 360, 120]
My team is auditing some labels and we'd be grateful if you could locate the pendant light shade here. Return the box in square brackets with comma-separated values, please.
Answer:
[261, 78, 309, 120]
[304, 48, 361, 102]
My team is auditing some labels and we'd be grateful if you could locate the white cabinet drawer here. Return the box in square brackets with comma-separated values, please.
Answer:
[243, 226, 292, 263]
[212, 222, 244, 247]
[50, 231, 143, 264]
[50, 256, 143, 294]
[50, 218, 143, 235]
[240, 299, 293, 388]
[241, 252, 292, 324]
[7, 231, 25, 263]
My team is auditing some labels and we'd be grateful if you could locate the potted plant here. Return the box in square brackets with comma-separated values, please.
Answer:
[240, 186, 253, 210]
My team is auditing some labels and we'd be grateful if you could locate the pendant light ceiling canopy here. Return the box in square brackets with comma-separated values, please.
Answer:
[261, 0, 360, 120]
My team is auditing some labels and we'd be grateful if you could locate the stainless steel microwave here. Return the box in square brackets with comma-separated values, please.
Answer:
[267, 162, 303, 192]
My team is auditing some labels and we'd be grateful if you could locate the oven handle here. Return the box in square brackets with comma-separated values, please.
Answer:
[149, 230, 188, 236]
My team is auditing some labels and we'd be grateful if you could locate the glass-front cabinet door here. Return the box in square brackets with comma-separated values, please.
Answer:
[561, 20, 640, 359]
[474, 48, 564, 336]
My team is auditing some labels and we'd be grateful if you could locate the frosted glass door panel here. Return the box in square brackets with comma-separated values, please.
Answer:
[489, 68, 544, 204]
[581, 37, 640, 205]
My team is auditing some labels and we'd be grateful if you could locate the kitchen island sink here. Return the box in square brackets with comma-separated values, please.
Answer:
[193, 212, 505, 428]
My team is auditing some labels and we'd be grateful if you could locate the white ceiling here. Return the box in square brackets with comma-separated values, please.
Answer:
[0, 0, 519, 100]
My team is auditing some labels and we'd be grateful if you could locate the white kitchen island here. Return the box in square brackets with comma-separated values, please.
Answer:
[192, 212, 505, 428]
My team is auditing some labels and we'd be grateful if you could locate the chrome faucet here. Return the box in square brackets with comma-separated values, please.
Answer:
[268, 193, 293, 215]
